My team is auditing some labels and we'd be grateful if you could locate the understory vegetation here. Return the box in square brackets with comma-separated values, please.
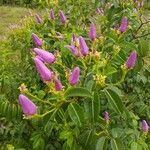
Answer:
[0, 0, 150, 149]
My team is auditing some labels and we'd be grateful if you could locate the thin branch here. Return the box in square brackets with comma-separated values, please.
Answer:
[136, 20, 150, 33]
[133, 32, 150, 40]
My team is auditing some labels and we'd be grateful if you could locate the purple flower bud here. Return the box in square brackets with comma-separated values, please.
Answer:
[49, 9, 55, 20]
[136, 0, 144, 8]
[34, 48, 55, 64]
[119, 17, 128, 32]
[34, 57, 53, 82]
[19, 94, 37, 116]
[65, 45, 78, 56]
[36, 55, 44, 62]
[140, 120, 149, 133]
[71, 34, 79, 48]
[35, 14, 43, 24]
[32, 33, 43, 47]
[89, 22, 96, 40]
[69, 67, 80, 86]
[126, 51, 137, 69]
[96, 7, 104, 15]
[56, 32, 63, 39]
[71, 34, 78, 44]
[59, 10, 67, 24]
[79, 36, 89, 56]
[103, 111, 109, 122]
[54, 79, 63, 91]
[65, 34, 80, 56]
[72, 34, 77, 42]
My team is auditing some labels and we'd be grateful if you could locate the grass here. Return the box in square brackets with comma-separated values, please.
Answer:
[0, 6, 32, 39]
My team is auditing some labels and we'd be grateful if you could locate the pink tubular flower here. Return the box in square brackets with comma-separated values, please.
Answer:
[59, 10, 67, 24]
[32, 33, 43, 47]
[140, 120, 149, 133]
[119, 17, 128, 32]
[34, 57, 53, 82]
[54, 78, 63, 91]
[103, 111, 109, 122]
[69, 67, 80, 86]
[19, 94, 37, 116]
[35, 14, 43, 24]
[79, 36, 89, 56]
[49, 9, 55, 20]
[126, 51, 137, 69]
[36, 55, 44, 62]
[89, 22, 96, 40]
[33, 48, 55, 64]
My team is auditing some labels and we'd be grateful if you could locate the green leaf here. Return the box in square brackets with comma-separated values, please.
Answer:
[37, 90, 45, 99]
[92, 93, 100, 122]
[95, 137, 106, 150]
[79, 129, 94, 148]
[6, 144, 15, 150]
[30, 133, 45, 150]
[120, 42, 137, 52]
[111, 139, 119, 150]
[139, 39, 150, 57]
[64, 87, 93, 99]
[130, 142, 138, 150]
[85, 80, 94, 92]
[104, 65, 117, 76]
[68, 103, 84, 126]
[104, 87, 124, 115]
[60, 130, 73, 148]
[84, 93, 100, 123]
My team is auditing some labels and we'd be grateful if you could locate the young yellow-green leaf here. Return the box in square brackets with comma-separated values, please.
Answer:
[64, 87, 93, 99]
[130, 142, 138, 150]
[68, 103, 84, 126]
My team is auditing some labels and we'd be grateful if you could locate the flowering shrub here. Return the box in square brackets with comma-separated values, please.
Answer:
[0, 0, 150, 149]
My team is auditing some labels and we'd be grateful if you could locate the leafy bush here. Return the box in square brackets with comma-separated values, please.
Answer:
[0, 0, 150, 149]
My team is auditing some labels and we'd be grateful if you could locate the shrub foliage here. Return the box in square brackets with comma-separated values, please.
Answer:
[0, 0, 150, 149]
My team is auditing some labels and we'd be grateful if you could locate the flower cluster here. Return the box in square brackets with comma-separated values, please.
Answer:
[19, 11, 143, 134]
[34, 9, 67, 24]
[66, 35, 89, 57]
